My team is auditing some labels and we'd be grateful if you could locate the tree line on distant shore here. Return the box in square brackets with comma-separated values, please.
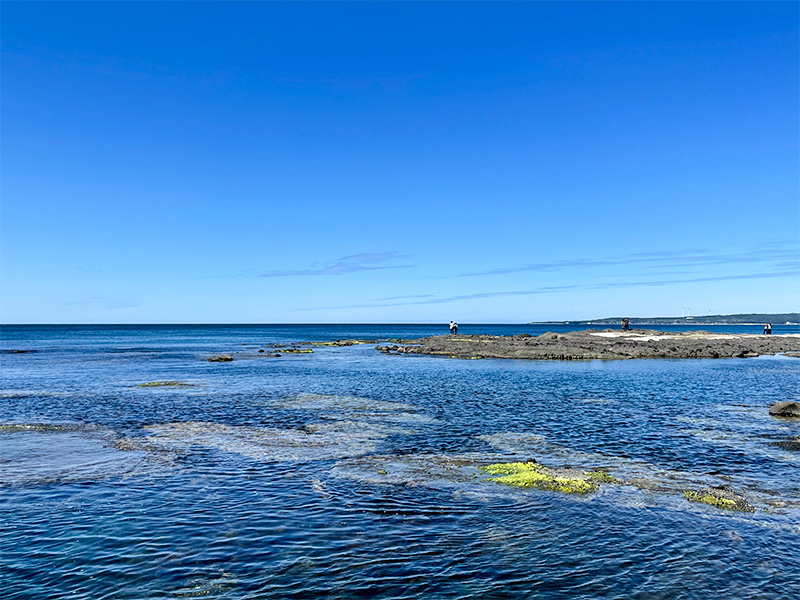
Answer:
[531, 313, 800, 326]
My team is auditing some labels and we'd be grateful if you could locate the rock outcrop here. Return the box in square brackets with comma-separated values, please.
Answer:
[769, 401, 800, 418]
[377, 330, 800, 361]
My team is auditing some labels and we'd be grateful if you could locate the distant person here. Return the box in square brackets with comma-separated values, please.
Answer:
[764, 323, 771, 335]
[453, 322, 459, 334]
[767, 323, 772, 335]
[449, 321, 455, 334]
[621, 318, 630, 331]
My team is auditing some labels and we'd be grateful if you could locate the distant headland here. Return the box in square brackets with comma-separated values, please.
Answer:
[528, 313, 800, 326]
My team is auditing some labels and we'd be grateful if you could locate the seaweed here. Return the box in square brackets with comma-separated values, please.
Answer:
[481, 461, 599, 494]
[684, 487, 754, 512]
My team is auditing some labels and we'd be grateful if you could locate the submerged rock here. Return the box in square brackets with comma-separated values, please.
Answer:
[136, 381, 193, 387]
[0, 422, 94, 433]
[144, 420, 385, 463]
[769, 401, 800, 418]
[683, 486, 754, 512]
[0, 423, 167, 485]
[311, 340, 370, 347]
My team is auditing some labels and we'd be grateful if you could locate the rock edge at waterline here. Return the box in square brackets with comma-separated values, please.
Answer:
[378, 329, 800, 360]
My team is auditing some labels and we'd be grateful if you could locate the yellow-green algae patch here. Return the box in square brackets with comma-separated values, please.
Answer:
[480, 461, 599, 494]
[137, 381, 193, 387]
[276, 348, 313, 354]
[684, 488, 754, 512]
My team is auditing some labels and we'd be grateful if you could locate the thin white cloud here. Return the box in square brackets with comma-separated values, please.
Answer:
[259, 252, 413, 277]
[459, 243, 800, 278]
[292, 270, 799, 312]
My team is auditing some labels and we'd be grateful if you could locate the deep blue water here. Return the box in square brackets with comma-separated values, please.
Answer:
[1, 324, 799, 599]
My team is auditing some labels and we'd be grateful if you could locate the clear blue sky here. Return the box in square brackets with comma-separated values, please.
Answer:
[2, 1, 798, 323]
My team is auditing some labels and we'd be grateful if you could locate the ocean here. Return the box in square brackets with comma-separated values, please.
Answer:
[2, 324, 799, 599]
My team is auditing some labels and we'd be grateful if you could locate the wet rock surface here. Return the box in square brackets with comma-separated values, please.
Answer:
[309, 339, 371, 347]
[684, 486, 755, 512]
[769, 401, 800, 418]
[378, 330, 800, 360]
[773, 437, 800, 451]
[207, 354, 233, 362]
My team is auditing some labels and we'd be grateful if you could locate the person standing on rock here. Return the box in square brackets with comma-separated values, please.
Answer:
[449, 321, 455, 334]
[453, 322, 459, 334]
[621, 318, 630, 331]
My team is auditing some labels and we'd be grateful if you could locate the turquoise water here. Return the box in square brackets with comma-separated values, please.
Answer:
[2, 324, 799, 599]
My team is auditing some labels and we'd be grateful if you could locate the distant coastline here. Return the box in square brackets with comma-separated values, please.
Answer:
[528, 312, 800, 326]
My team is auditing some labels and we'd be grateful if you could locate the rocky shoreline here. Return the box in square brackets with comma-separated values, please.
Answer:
[378, 329, 800, 360]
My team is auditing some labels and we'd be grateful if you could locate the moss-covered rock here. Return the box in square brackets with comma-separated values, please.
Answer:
[684, 487, 754, 512]
[586, 470, 619, 483]
[276, 348, 313, 354]
[480, 461, 600, 494]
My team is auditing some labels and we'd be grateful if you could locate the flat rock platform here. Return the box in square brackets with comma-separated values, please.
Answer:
[379, 330, 800, 360]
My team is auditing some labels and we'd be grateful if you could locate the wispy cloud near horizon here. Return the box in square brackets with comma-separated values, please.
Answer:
[258, 252, 413, 278]
[292, 270, 800, 312]
[459, 243, 800, 278]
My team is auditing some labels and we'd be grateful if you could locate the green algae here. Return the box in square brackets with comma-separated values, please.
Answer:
[481, 461, 599, 494]
[684, 489, 754, 512]
[684, 491, 737, 510]
[137, 381, 192, 387]
[276, 348, 313, 354]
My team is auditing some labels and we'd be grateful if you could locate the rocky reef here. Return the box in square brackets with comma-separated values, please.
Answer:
[377, 330, 800, 360]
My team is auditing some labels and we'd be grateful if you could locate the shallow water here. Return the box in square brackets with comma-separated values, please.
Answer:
[1, 324, 799, 599]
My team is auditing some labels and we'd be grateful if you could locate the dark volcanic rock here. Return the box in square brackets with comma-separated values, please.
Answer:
[378, 330, 800, 361]
[769, 401, 800, 418]
[773, 437, 800, 451]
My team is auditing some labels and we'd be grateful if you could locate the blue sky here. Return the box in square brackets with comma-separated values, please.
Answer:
[2, 1, 798, 323]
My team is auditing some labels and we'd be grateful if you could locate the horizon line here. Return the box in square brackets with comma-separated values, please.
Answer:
[2, 311, 798, 328]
